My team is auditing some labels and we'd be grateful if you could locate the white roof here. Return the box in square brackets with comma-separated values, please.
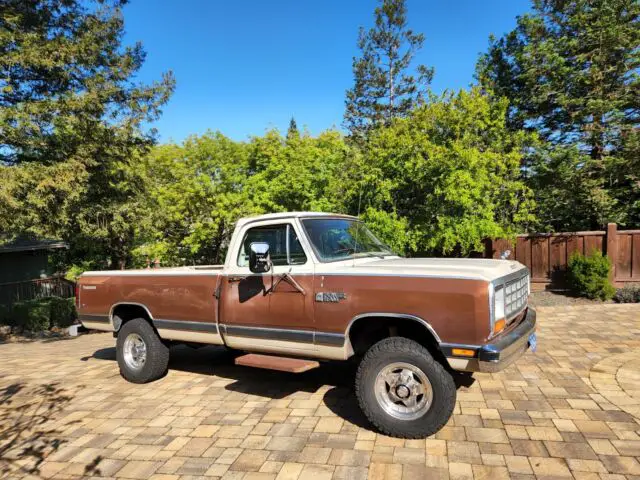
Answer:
[236, 211, 358, 228]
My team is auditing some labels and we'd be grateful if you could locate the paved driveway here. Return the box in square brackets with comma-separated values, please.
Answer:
[1, 305, 639, 479]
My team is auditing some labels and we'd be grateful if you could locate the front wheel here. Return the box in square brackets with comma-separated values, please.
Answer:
[355, 337, 456, 438]
[116, 318, 169, 383]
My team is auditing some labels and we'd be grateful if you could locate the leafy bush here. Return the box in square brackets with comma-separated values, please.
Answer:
[567, 251, 615, 300]
[6, 301, 27, 327]
[65, 262, 94, 282]
[11, 299, 51, 331]
[0, 304, 9, 326]
[49, 297, 77, 327]
[614, 285, 640, 303]
[0, 297, 77, 331]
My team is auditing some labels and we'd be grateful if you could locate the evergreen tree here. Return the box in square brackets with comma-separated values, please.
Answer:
[344, 0, 433, 143]
[0, 0, 175, 165]
[476, 0, 640, 229]
[0, 0, 174, 269]
[286, 117, 299, 141]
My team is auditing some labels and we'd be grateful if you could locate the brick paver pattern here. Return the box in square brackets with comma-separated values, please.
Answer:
[1, 304, 639, 479]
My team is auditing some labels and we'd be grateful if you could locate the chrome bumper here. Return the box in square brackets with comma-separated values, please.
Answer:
[444, 307, 537, 373]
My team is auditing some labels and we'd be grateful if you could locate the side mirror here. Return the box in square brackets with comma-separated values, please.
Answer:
[249, 242, 271, 273]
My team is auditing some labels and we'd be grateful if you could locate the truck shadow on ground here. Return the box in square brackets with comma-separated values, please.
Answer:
[88, 344, 475, 431]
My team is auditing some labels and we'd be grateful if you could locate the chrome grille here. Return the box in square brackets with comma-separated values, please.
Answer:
[505, 272, 529, 320]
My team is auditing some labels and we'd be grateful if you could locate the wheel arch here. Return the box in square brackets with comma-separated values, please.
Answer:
[346, 313, 444, 361]
[109, 302, 154, 332]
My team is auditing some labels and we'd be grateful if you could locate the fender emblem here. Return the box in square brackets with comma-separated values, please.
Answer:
[315, 292, 347, 303]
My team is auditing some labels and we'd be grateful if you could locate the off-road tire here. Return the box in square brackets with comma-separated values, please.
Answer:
[116, 318, 169, 383]
[355, 337, 456, 438]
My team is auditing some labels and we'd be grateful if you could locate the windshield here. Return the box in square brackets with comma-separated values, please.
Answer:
[301, 218, 393, 262]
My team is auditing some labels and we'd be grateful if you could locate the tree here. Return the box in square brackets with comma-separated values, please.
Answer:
[133, 129, 357, 266]
[360, 88, 536, 256]
[286, 117, 299, 141]
[0, 0, 174, 268]
[0, 0, 174, 165]
[133, 133, 255, 266]
[246, 129, 357, 215]
[476, 0, 639, 229]
[344, 0, 434, 142]
[523, 144, 623, 231]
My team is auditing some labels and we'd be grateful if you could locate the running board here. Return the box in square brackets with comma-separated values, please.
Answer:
[234, 353, 319, 373]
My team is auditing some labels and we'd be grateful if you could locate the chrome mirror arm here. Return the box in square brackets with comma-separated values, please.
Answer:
[266, 267, 306, 296]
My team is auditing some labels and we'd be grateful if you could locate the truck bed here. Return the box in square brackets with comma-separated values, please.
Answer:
[77, 267, 223, 345]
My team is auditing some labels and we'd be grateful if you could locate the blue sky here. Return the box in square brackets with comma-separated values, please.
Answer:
[122, 0, 530, 143]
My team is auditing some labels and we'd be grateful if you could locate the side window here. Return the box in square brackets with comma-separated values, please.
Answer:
[237, 224, 307, 267]
[288, 229, 307, 265]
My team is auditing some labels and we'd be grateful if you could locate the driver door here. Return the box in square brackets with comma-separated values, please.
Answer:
[219, 220, 316, 355]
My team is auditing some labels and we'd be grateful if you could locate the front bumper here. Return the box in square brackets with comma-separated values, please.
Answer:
[444, 307, 537, 373]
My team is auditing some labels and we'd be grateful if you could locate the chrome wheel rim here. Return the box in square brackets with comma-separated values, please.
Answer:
[123, 333, 147, 371]
[374, 362, 433, 420]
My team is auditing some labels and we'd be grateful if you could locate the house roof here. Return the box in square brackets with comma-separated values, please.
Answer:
[0, 237, 68, 253]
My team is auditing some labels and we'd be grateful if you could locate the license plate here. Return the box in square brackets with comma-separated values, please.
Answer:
[528, 333, 537, 353]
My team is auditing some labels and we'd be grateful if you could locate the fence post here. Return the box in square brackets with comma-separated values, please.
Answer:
[484, 239, 493, 259]
[606, 223, 617, 281]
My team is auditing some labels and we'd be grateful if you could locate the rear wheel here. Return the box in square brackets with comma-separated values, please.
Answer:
[355, 337, 456, 438]
[117, 318, 169, 383]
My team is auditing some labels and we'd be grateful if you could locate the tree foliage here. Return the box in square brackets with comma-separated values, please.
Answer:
[246, 129, 357, 214]
[10, 0, 637, 273]
[132, 129, 359, 266]
[286, 117, 299, 141]
[477, 0, 640, 230]
[0, 0, 175, 269]
[360, 88, 536, 255]
[0, 0, 174, 165]
[344, 0, 434, 143]
[132, 133, 254, 265]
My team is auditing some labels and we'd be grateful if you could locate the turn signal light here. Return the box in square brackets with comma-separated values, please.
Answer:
[493, 318, 506, 335]
[452, 348, 475, 357]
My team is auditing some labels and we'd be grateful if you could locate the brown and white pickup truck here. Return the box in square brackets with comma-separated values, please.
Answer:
[78, 212, 536, 438]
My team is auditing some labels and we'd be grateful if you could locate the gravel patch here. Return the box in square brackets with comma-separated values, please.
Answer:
[529, 290, 610, 308]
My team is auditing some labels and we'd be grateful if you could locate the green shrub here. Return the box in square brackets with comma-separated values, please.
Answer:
[8, 302, 26, 327]
[49, 296, 77, 327]
[0, 304, 9, 325]
[11, 299, 51, 331]
[567, 250, 615, 300]
[2, 297, 77, 331]
[65, 261, 95, 281]
[614, 285, 640, 303]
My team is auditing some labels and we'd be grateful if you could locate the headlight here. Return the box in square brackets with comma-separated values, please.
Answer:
[494, 286, 505, 321]
[490, 271, 530, 337]
[491, 284, 506, 336]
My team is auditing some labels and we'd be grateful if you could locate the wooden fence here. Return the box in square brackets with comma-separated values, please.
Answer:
[484, 223, 640, 289]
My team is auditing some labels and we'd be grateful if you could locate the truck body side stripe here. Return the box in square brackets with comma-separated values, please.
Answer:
[153, 319, 219, 333]
[78, 314, 110, 323]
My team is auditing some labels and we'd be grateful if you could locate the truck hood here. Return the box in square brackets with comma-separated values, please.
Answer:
[320, 257, 526, 282]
